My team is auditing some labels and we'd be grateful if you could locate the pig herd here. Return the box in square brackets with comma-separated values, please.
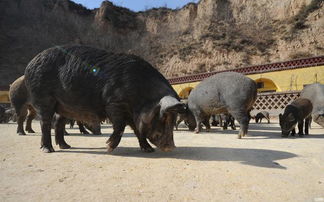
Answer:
[4, 45, 324, 153]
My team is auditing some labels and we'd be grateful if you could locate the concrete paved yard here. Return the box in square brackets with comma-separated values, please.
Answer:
[0, 121, 323, 201]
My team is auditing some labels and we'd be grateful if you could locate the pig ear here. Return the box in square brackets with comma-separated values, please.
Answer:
[279, 113, 282, 120]
[141, 105, 160, 124]
[159, 96, 186, 117]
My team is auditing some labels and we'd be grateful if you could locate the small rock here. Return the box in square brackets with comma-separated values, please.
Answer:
[59, 177, 67, 182]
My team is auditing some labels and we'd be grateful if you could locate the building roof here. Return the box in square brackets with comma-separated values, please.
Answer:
[168, 55, 324, 85]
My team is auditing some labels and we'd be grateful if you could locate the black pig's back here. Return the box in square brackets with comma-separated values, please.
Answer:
[25, 45, 177, 121]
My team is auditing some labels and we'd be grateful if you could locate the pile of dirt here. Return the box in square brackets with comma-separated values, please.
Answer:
[0, 0, 323, 85]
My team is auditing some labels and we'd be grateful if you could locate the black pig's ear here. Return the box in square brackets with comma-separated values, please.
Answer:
[159, 96, 186, 117]
[279, 113, 282, 120]
[141, 104, 160, 124]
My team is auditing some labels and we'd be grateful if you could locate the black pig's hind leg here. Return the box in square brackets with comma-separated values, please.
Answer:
[54, 114, 71, 149]
[298, 120, 304, 137]
[36, 100, 56, 153]
[305, 117, 311, 135]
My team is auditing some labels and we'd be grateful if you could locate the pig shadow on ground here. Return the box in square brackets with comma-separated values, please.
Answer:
[177, 124, 282, 139]
[246, 124, 324, 139]
[66, 125, 112, 131]
[58, 146, 296, 169]
[212, 123, 324, 139]
[24, 132, 136, 138]
[100, 125, 113, 129]
[0, 122, 18, 125]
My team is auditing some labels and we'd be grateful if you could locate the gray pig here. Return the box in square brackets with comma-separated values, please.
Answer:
[300, 83, 324, 128]
[188, 72, 257, 138]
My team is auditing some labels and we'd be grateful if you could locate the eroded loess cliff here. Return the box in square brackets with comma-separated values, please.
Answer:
[0, 0, 323, 86]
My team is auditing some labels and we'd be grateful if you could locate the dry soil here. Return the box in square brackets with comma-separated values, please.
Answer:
[0, 121, 323, 202]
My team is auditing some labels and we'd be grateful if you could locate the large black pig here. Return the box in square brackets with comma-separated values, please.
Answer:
[24, 45, 184, 153]
[188, 72, 257, 138]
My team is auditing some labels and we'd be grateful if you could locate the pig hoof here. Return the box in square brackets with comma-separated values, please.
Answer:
[27, 129, 35, 133]
[298, 133, 304, 137]
[238, 134, 242, 139]
[41, 146, 55, 153]
[281, 135, 288, 138]
[18, 132, 26, 136]
[59, 143, 71, 149]
[107, 146, 115, 153]
[107, 140, 118, 153]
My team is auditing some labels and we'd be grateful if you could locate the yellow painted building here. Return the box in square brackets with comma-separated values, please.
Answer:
[171, 58, 324, 99]
[249, 65, 324, 93]
[0, 91, 10, 104]
[173, 65, 324, 98]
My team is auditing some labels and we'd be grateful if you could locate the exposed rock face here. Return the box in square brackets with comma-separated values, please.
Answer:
[0, 0, 323, 86]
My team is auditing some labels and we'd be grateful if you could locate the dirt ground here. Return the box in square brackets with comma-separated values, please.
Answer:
[0, 120, 323, 202]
